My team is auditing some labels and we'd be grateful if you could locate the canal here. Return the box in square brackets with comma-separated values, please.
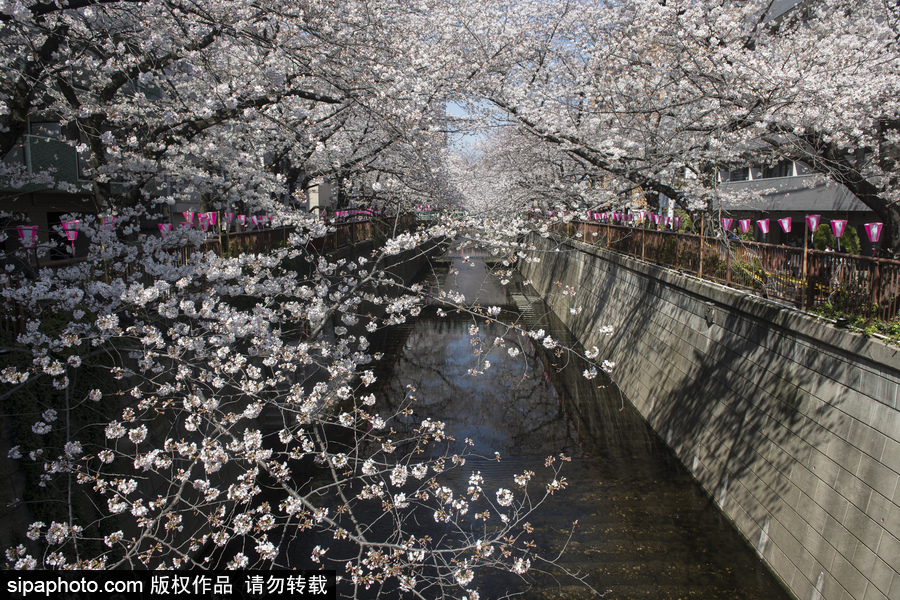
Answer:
[357, 246, 794, 599]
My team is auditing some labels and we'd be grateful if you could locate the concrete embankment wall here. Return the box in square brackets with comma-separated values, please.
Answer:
[518, 234, 900, 600]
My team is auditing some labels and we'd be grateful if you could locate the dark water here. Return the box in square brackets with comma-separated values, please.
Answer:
[361, 248, 793, 599]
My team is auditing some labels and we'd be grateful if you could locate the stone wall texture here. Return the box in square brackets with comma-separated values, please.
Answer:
[518, 234, 900, 600]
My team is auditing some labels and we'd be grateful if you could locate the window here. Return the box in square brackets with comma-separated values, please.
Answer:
[3, 143, 24, 165]
[29, 123, 62, 139]
[729, 167, 750, 182]
[762, 160, 794, 179]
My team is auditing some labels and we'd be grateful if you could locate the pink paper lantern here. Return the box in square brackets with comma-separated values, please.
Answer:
[62, 220, 79, 244]
[182, 211, 194, 228]
[158, 223, 172, 237]
[674, 216, 681, 229]
[17, 225, 38, 248]
[739, 219, 751, 233]
[805, 214, 821, 231]
[831, 220, 848, 238]
[224, 212, 235, 223]
[864, 222, 883, 243]
[721, 217, 733, 230]
[757, 219, 770, 234]
[778, 217, 791, 233]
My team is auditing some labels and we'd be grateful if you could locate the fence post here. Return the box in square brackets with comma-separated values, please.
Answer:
[806, 252, 816, 308]
[871, 259, 882, 317]
[676, 235, 684, 268]
[726, 242, 732, 285]
[699, 220, 704, 278]
[801, 224, 809, 310]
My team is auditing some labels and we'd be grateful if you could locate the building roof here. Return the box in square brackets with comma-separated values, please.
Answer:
[719, 175, 871, 214]
[764, 0, 801, 22]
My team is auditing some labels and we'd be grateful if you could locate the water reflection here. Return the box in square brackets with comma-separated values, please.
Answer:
[379, 316, 574, 459]
[439, 256, 511, 308]
[364, 252, 792, 600]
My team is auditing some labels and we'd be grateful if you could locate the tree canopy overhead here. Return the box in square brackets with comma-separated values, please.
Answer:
[3, 0, 899, 248]
[2, 1, 899, 594]
[448, 0, 900, 254]
[1, 0, 478, 214]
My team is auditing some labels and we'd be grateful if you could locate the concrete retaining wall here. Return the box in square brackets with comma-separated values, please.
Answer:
[518, 234, 900, 600]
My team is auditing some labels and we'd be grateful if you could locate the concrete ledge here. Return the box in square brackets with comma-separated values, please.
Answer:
[518, 235, 900, 600]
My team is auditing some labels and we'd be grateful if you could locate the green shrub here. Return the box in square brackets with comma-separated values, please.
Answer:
[813, 223, 860, 254]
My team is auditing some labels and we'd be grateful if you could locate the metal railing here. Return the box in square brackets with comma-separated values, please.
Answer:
[550, 219, 900, 322]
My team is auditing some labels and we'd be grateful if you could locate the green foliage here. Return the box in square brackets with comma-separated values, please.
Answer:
[658, 237, 679, 263]
[813, 223, 861, 254]
[810, 300, 900, 345]
[736, 226, 755, 242]
[221, 238, 254, 258]
[675, 210, 694, 233]
[703, 254, 728, 279]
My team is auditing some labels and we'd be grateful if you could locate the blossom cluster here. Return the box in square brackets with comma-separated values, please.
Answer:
[0, 208, 606, 599]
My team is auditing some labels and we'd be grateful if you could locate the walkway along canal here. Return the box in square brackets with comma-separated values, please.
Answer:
[337, 246, 794, 599]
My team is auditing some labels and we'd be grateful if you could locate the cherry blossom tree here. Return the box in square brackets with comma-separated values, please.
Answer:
[0, 3, 623, 597]
[0, 207, 613, 599]
[459, 0, 900, 253]
[0, 0, 457, 217]
[448, 128, 628, 217]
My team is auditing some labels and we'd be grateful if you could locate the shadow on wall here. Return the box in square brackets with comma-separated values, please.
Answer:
[602, 259, 829, 505]
[628, 298, 841, 598]
[522, 240, 838, 568]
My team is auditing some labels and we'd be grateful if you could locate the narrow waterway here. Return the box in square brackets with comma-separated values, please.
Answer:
[361, 247, 793, 599]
